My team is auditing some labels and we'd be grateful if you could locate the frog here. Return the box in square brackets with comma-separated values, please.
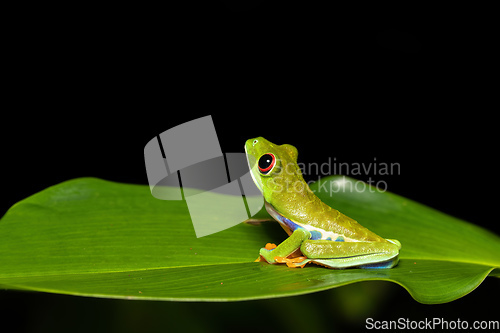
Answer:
[244, 137, 401, 269]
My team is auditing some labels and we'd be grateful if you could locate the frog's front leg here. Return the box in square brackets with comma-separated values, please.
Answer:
[299, 239, 401, 269]
[259, 228, 310, 264]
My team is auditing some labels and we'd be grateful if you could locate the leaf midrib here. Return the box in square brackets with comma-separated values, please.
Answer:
[0, 256, 498, 282]
[400, 256, 500, 268]
[0, 260, 252, 280]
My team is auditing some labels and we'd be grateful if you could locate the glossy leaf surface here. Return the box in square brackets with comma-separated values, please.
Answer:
[0, 177, 498, 303]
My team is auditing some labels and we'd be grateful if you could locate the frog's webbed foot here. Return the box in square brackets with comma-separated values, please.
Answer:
[275, 247, 309, 267]
[256, 244, 311, 268]
[274, 255, 310, 268]
[256, 229, 311, 265]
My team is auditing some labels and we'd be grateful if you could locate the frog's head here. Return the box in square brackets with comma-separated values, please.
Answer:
[244, 137, 301, 198]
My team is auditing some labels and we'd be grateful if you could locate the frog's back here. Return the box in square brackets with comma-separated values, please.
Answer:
[270, 188, 386, 243]
[311, 198, 386, 242]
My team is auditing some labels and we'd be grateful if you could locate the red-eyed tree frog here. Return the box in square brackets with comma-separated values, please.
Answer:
[245, 137, 401, 269]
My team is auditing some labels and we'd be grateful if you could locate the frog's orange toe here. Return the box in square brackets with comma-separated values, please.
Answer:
[285, 261, 308, 268]
[265, 243, 277, 250]
[274, 256, 309, 268]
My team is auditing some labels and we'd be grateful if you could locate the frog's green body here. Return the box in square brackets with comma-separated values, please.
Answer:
[245, 137, 401, 269]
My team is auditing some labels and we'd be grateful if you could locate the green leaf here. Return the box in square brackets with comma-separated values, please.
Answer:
[0, 177, 498, 304]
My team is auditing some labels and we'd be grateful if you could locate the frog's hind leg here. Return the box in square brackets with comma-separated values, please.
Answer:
[258, 228, 310, 264]
[300, 240, 400, 269]
[310, 256, 399, 269]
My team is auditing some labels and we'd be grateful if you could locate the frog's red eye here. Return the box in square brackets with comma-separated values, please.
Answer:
[258, 153, 276, 175]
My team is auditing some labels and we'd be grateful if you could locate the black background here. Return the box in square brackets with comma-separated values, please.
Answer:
[1, 2, 498, 332]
